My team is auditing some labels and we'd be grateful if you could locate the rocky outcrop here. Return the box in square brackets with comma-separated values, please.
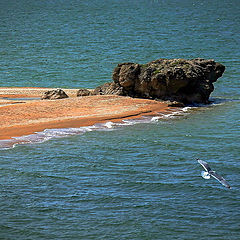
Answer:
[79, 58, 224, 105]
[41, 89, 69, 100]
[77, 58, 225, 105]
[111, 58, 225, 104]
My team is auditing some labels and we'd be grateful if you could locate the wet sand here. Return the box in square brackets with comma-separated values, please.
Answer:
[0, 87, 172, 140]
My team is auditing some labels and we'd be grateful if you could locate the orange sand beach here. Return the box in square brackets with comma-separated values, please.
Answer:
[0, 87, 173, 140]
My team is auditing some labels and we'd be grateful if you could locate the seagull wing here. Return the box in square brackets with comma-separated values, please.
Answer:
[198, 159, 212, 172]
[209, 171, 231, 189]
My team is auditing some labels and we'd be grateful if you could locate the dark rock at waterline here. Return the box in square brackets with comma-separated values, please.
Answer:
[166, 101, 186, 107]
[90, 58, 225, 104]
[41, 89, 69, 100]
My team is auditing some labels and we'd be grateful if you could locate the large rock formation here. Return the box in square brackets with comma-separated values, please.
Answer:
[112, 58, 225, 104]
[78, 58, 225, 105]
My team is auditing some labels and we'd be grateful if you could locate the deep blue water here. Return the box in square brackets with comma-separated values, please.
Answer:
[0, 0, 240, 239]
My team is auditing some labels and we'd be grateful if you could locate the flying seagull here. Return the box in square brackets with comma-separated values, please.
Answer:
[197, 159, 231, 189]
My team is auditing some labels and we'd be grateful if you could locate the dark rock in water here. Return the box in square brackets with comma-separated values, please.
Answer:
[77, 88, 92, 97]
[41, 89, 69, 100]
[93, 58, 225, 104]
[92, 82, 125, 96]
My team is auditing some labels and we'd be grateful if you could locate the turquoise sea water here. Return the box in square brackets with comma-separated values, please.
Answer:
[1, 0, 240, 239]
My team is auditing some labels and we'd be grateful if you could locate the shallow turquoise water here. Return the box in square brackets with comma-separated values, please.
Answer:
[0, 0, 240, 239]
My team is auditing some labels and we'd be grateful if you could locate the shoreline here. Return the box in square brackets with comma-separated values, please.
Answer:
[0, 88, 174, 141]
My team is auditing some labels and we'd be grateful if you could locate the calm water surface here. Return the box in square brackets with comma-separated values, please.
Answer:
[0, 0, 240, 239]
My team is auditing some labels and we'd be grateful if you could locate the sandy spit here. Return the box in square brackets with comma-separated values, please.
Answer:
[0, 88, 172, 140]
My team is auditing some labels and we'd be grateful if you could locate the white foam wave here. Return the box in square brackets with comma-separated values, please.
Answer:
[103, 121, 115, 129]
[0, 107, 192, 150]
[151, 107, 192, 120]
